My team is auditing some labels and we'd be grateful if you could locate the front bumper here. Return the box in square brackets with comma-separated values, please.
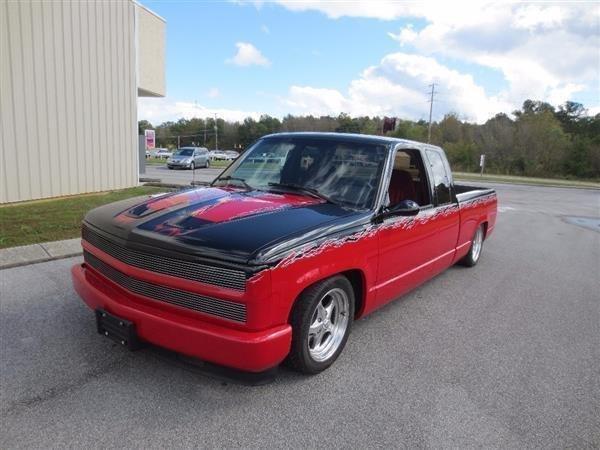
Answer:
[167, 162, 192, 169]
[71, 263, 291, 372]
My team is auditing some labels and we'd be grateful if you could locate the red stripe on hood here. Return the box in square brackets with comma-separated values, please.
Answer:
[194, 192, 323, 223]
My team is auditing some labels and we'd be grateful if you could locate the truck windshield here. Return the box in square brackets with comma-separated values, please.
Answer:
[213, 137, 389, 209]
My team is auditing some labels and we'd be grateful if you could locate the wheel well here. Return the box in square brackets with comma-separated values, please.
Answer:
[288, 269, 366, 322]
[342, 269, 365, 318]
[481, 221, 489, 239]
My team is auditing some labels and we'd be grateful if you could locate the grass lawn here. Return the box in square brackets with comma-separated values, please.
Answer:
[0, 186, 175, 249]
[454, 172, 600, 189]
[209, 160, 231, 168]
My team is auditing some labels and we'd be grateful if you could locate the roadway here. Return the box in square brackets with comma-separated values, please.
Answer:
[1, 183, 599, 448]
[142, 164, 222, 185]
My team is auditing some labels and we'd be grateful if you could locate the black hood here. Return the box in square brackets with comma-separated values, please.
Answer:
[84, 187, 371, 265]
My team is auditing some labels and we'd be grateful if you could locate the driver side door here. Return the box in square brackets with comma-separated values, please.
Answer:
[373, 149, 441, 309]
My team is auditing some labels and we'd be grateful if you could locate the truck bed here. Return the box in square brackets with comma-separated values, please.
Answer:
[454, 183, 496, 203]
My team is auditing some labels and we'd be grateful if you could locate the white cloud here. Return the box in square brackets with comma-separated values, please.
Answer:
[226, 42, 271, 67]
[587, 105, 600, 117]
[206, 87, 220, 98]
[513, 5, 567, 32]
[284, 52, 513, 123]
[285, 86, 351, 115]
[265, 1, 417, 20]
[388, 24, 417, 46]
[264, 1, 600, 117]
[138, 98, 262, 124]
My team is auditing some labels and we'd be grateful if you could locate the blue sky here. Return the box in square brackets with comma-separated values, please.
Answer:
[139, 1, 600, 125]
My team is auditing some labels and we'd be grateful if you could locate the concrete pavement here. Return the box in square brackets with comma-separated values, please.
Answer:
[0, 238, 81, 269]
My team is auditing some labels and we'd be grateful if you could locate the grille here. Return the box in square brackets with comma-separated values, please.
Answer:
[84, 251, 247, 323]
[82, 226, 246, 291]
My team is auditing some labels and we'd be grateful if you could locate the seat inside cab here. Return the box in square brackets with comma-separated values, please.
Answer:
[387, 150, 431, 207]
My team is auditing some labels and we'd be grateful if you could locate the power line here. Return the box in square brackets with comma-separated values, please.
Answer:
[214, 113, 218, 150]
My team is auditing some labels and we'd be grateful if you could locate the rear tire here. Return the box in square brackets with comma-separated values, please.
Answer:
[460, 224, 485, 267]
[287, 275, 354, 374]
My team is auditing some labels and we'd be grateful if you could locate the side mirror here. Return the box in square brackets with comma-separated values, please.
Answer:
[385, 199, 420, 217]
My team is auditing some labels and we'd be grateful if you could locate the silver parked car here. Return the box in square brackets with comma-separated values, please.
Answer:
[167, 147, 210, 170]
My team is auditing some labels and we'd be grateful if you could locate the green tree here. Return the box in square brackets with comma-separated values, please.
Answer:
[335, 113, 361, 133]
[514, 110, 569, 176]
[138, 101, 600, 180]
[138, 120, 153, 135]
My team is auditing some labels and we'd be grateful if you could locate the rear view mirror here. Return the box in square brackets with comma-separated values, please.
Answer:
[386, 199, 420, 217]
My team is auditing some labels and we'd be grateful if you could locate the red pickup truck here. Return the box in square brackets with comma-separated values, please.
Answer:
[72, 133, 497, 374]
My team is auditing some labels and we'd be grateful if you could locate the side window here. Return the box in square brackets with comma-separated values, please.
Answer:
[425, 150, 452, 205]
[387, 149, 431, 207]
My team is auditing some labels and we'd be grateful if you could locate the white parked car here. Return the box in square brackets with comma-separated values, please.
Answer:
[208, 150, 228, 160]
[210, 150, 239, 161]
[224, 150, 240, 160]
[155, 148, 173, 159]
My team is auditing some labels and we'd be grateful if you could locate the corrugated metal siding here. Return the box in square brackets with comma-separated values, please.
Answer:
[0, 0, 138, 203]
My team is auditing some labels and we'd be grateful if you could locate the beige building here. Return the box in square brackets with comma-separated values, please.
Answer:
[0, 0, 165, 203]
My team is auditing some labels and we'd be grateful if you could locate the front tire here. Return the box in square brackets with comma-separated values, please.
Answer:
[190, 162, 195, 171]
[287, 275, 354, 374]
[460, 224, 485, 267]
[205, 159, 210, 168]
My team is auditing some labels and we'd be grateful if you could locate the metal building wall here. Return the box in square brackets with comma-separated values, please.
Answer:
[0, 0, 138, 203]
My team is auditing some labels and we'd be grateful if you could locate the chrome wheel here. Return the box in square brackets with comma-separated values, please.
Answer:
[472, 226, 483, 262]
[307, 287, 350, 362]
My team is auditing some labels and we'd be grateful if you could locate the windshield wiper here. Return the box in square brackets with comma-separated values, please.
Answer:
[267, 182, 339, 205]
[213, 176, 252, 191]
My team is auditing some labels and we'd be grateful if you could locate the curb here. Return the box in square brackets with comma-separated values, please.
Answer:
[0, 238, 82, 270]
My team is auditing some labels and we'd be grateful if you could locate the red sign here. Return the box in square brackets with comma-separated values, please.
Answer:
[145, 129, 155, 150]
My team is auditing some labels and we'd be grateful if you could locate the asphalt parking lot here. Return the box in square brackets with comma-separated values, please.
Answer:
[1, 183, 599, 448]
[142, 164, 222, 185]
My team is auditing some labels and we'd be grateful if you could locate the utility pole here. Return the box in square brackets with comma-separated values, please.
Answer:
[427, 83, 436, 143]
[214, 113, 218, 150]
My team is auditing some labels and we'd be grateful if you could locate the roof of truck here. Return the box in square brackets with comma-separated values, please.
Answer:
[261, 132, 443, 152]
